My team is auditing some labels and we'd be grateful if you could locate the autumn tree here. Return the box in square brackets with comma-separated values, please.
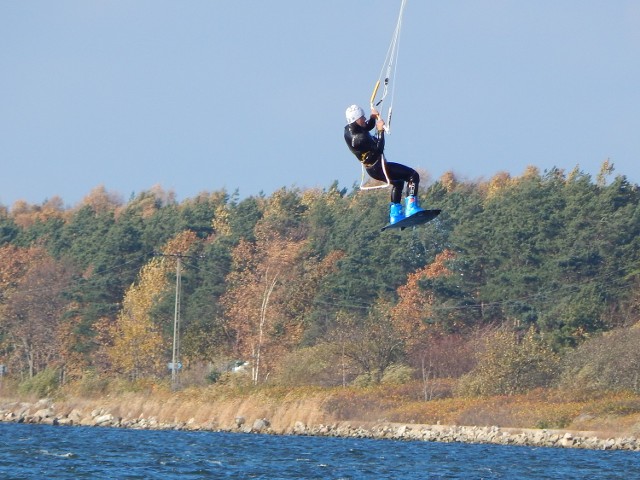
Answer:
[391, 250, 477, 394]
[392, 249, 456, 346]
[331, 302, 405, 385]
[107, 230, 199, 379]
[221, 234, 306, 384]
[0, 245, 73, 377]
[78, 185, 123, 213]
[108, 257, 168, 379]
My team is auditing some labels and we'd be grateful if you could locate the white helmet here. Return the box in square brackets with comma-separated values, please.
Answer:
[345, 104, 365, 124]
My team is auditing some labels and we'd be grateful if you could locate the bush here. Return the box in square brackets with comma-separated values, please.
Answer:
[18, 368, 60, 397]
[381, 364, 414, 385]
[406, 333, 477, 379]
[272, 344, 351, 387]
[456, 328, 560, 397]
[559, 326, 640, 394]
[65, 370, 110, 397]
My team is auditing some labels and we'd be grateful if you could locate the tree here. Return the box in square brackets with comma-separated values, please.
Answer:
[180, 237, 233, 361]
[0, 245, 72, 377]
[331, 302, 405, 385]
[392, 249, 456, 345]
[108, 230, 200, 379]
[0, 209, 19, 245]
[221, 234, 307, 384]
[107, 258, 169, 379]
[391, 249, 476, 394]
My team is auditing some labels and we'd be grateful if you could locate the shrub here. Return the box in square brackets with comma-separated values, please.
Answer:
[559, 326, 640, 394]
[456, 327, 560, 397]
[407, 333, 477, 380]
[18, 368, 60, 397]
[352, 373, 375, 388]
[381, 364, 414, 385]
[65, 370, 110, 397]
[271, 344, 352, 387]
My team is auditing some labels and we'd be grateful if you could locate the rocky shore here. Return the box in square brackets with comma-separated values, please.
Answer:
[2, 398, 638, 451]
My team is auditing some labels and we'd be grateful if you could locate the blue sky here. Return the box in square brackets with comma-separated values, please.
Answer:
[2, 1, 639, 207]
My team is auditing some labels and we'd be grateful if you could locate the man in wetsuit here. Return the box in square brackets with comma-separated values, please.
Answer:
[344, 104, 423, 225]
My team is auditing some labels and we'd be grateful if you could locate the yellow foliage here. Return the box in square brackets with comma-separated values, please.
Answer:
[300, 188, 323, 208]
[212, 205, 232, 237]
[109, 258, 169, 379]
[520, 165, 540, 180]
[597, 158, 614, 187]
[566, 165, 581, 183]
[439, 171, 458, 193]
[485, 172, 512, 200]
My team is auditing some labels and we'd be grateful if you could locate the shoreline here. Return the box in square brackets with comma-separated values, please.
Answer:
[1, 397, 638, 451]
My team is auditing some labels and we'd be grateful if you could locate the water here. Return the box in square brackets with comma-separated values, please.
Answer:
[0, 423, 638, 479]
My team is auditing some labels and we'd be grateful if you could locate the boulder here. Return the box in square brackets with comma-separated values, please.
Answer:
[94, 413, 114, 426]
[251, 418, 270, 432]
[292, 421, 307, 434]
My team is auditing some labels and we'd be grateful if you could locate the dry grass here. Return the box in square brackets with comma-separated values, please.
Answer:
[5, 379, 640, 438]
[298, 382, 640, 436]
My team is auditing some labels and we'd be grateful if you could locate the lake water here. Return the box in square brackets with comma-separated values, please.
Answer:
[0, 422, 638, 479]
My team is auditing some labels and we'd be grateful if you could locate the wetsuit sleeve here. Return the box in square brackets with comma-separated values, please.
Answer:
[364, 117, 384, 152]
[365, 117, 376, 131]
[370, 129, 384, 154]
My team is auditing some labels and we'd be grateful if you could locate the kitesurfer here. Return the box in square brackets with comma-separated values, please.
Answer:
[343, 104, 423, 225]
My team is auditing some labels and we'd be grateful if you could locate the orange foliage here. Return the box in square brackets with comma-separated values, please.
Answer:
[78, 185, 123, 213]
[162, 230, 198, 257]
[10, 197, 67, 228]
[0, 245, 72, 376]
[392, 250, 456, 344]
[0, 244, 39, 299]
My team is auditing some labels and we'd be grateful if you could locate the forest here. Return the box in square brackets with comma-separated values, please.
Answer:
[1, 161, 640, 402]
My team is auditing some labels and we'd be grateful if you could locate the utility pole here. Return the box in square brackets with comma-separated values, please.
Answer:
[156, 251, 202, 389]
[171, 255, 182, 388]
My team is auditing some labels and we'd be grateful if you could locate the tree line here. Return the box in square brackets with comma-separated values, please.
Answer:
[1, 161, 639, 396]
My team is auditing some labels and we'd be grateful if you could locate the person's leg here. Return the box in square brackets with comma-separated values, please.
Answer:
[366, 161, 405, 223]
[366, 162, 403, 203]
[385, 162, 424, 215]
[385, 162, 419, 198]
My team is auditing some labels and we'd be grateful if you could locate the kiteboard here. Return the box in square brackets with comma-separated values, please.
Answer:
[381, 209, 441, 232]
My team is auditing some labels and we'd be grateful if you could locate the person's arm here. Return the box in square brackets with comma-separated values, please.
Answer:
[355, 126, 385, 157]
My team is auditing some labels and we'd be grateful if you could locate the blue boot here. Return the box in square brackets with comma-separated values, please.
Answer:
[389, 203, 405, 224]
[405, 195, 425, 217]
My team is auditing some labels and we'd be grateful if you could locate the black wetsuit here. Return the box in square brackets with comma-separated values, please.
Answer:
[344, 119, 419, 204]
